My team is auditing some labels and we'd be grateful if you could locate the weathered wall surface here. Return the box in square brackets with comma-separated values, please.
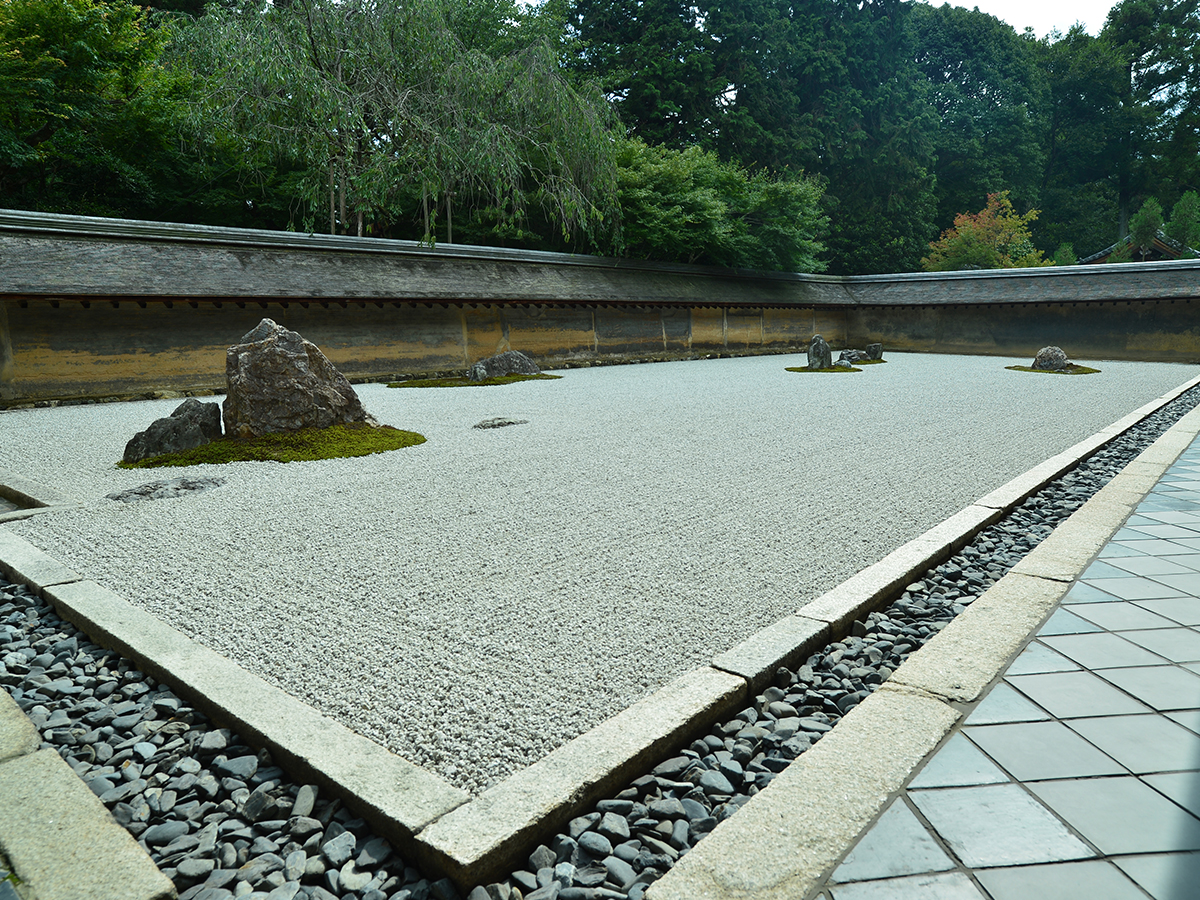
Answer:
[4, 209, 1200, 403]
[848, 299, 1200, 363]
[1, 301, 846, 403]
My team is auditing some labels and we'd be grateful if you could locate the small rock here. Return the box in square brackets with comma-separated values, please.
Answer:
[1032, 346, 1070, 370]
[466, 350, 541, 382]
[806, 334, 832, 370]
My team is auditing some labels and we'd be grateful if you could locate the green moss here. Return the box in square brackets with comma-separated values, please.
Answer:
[785, 365, 863, 373]
[387, 373, 562, 388]
[118, 423, 426, 468]
[1005, 365, 1101, 375]
[856, 358, 888, 365]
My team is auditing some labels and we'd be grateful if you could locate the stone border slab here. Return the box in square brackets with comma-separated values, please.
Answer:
[0, 528, 82, 588]
[0, 697, 173, 900]
[648, 382, 1200, 900]
[415, 667, 746, 886]
[717, 372, 1200, 695]
[40, 578, 470, 843]
[2, 371, 1200, 893]
[645, 685, 960, 900]
[0, 469, 77, 523]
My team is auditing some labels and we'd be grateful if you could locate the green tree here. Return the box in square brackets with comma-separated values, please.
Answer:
[1129, 196, 1164, 259]
[565, 0, 719, 148]
[0, 0, 189, 215]
[910, 3, 1047, 230]
[174, 0, 619, 243]
[922, 191, 1051, 270]
[1166, 190, 1200, 254]
[703, 0, 939, 274]
[614, 138, 827, 271]
[1053, 243, 1078, 265]
[1033, 26, 1126, 258]
[1101, 0, 1200, 234]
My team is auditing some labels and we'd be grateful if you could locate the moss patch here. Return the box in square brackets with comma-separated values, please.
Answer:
[856, 358, 888, 365]
[785, 365, 863, 373]
[1005, 364, 1101, 375]
[387, 373, 562, 388]
[118, 423, 425, 468]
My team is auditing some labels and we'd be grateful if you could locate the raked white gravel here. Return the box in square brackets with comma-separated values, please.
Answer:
[2, 351, 1197, 794]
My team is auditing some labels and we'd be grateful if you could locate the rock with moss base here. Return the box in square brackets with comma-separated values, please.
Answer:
[806, 335, 832, 370]
[1032, 346, 1070, 370]
[467, 350, 541, 382]
[223, 319, 378, 439]
[867, 343, 883, 360]
[122, 398, 223, 463]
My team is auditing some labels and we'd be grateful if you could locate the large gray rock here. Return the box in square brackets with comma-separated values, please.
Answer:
[1032, 346, 1070, 370]
[806, 334, 832, 370]
[223, 319, 377, 439]
[467, 350, 541, 382]
[122, 398, 222, 463]
[866, 343, 883, 360]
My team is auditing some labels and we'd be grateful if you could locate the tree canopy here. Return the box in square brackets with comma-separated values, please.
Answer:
[922, 191, 1050, 271]
[4, 0, 1200, 273]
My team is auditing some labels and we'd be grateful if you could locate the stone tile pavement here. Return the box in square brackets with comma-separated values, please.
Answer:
[811, 439, 1200, 900]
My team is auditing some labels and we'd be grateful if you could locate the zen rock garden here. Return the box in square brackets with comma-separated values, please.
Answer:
[804, 335, 883, 371]
[122, 319, 381, 464]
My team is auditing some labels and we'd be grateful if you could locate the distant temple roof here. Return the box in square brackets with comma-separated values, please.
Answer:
[1080, 231, 1198, 264]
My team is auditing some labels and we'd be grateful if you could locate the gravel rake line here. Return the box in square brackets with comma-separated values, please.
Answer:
[0, 384, 1198, 900]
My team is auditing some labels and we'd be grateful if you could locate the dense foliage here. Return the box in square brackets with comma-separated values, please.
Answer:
[4, 0, 1200, 274]
[922, 191, 1050, 270]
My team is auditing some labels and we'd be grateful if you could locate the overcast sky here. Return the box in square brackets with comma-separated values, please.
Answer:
[919, 1, 1118, 38]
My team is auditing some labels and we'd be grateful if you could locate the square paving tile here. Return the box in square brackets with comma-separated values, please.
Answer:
[1070, 603, 1180, 632]
[908, 734, 1010, 788]
[1113, 539, 1197, 557]
[965, 683, 1052, 724]
[1121, 628, 1200, 663]
[1137, 513, 1200, 528]
[1040, 632, 1171, 669]
[1113, 852, 1200, 900]
[963, 721, 1125, 781]
[1067, 714, 1200, 774]
[1144, 772, 1200, 818]
[1165, 537, 1200, 552]
[1029, 776, 1200, 853]
[1142, 511, 1200, 526]
[1135, 597, 1200, 626]
[1083, 560, 1142, 580]
[975, 860, 1148, 900]
[1004, 642, 1081, 676]
[1098, 665, 1200, 711]
[1105, 556, 1198, 578]
[1152, 573, 1200, 595]
[830, 800, 956, 882]
[1099, 543, 1148, 560]
[1039, 609, 1105, 636]
[1132, 524, 1200, 540]
[1007, 670, 1152, 718]
[1167, 710, 1200, 734]
[909, 783, 1094, 867]
[1062, 581, 1123, 603]
[830, 871, 986, 900]
[1082, 578, 1186, 602]
[1155, 553, 1200, 573]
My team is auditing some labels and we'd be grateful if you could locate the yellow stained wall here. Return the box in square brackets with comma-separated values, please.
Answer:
[0, 299, 834, 403]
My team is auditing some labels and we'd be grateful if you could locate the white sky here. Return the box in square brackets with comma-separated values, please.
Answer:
[920, 1, 1118, 38]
